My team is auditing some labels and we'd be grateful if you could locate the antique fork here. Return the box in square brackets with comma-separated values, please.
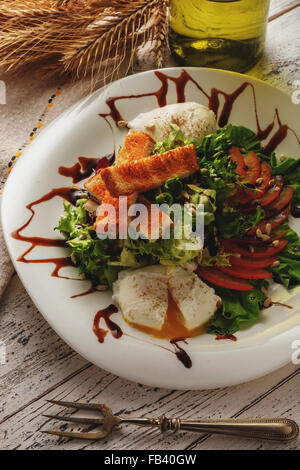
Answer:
[42, 399, 299, 441]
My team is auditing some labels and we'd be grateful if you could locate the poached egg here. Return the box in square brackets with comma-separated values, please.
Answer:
[112, 265, 221, 334]
[112, 265, 169, 330]
[127, 102, 217, 144]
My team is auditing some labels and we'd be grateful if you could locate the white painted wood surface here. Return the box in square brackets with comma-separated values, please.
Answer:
[0, 0, 299, 450]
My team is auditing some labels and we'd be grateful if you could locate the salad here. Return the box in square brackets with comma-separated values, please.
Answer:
[56, 103, 300, 338]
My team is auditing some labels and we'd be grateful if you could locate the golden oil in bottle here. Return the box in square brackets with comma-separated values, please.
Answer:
[169, 0, 270, 72]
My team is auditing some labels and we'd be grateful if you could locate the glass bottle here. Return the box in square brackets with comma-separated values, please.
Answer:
[169, 0, 271, 72]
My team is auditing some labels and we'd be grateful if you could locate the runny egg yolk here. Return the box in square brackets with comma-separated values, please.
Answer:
[125, 292, 206, 340]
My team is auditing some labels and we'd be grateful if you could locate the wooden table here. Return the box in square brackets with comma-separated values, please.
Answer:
[0, 0, 299, 450]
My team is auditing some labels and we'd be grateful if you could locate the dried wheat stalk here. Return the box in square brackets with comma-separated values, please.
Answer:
[0, 0, 169, 87]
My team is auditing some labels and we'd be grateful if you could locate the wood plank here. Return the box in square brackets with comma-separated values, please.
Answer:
[0, 362, 298, 449]
[0, 275, 90, 423]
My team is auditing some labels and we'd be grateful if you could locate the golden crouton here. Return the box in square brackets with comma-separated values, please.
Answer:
[117, 131, 155, 165]
[101, 145, 199, 197]
[84, 173, 107, 203]
[95, 193, 138, 234]
[84, 131, 155, 202]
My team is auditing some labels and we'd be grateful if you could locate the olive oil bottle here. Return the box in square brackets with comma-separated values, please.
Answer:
[169, 0, 270, 72]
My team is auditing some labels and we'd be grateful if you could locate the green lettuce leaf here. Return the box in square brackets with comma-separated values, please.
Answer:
[154, 124, 193, 154]
[270, 224, 300, 289]
[269, 153, 300, 206]
[216, 205, 265, 238]
[207, 284, 267, 335]
[56, 199, 121, 288]
[120, 235, 199, 267]
[197, 124, 262, 160]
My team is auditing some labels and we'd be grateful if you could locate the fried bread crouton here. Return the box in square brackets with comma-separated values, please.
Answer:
[84, 131, 155, 202]
[88, 131, 155, 233]
[95, 193, 138, 235]
[101, 145, 199, 197]
[84, 172, 107, 203]
[117, 131, 155, 165]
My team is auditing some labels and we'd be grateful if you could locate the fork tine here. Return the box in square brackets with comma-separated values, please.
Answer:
[46, 399, 103, 410]
[43, 414, 104, 425]
[42, 430, 105, 440]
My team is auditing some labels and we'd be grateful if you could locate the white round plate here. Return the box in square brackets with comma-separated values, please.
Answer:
[2, 67, 300, 390]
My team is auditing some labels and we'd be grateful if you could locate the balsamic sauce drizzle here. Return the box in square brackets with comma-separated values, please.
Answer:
[11, 187, 82, 279]
[58, 154, 115, 184]
[92, 305, 193, 369]
[11, 69, 300, 367]
[93, 304, 122, 343]
[170, 338, 192, 369]
[216, 334, 238, 342]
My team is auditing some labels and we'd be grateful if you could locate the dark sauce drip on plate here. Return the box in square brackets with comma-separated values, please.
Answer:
[71, 284, 98, 299]
[11, 187, 86, 279]
[92, 303, 193, 368]
[58, 154, 115, 184]
[271, 301, 293, 310]
[216, 334, 238, 342]
[170, 338, 192, 369]
[93, 304, 122, 343]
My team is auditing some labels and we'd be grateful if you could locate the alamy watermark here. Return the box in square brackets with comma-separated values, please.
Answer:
[0, 341, 6, 365]
[95, 198, 205, 250]
[0, 80, 6, 105]
[291, 340, 300, 365]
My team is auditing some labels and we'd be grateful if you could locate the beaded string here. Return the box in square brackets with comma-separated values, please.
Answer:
[0, 87, 62, 192]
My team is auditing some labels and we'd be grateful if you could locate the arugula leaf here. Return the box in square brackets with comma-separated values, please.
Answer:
[270, 223, 300, 289]
[197, 124, 262, 159]
[216, 205, 265, 238]
[269, 153, 300, 206]
[269, 153, 300, 175]
[194, 125, 262, 206]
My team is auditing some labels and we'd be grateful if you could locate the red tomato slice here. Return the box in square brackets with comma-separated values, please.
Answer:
[240, 162, 272, 205]
[243, 151, 261, 185]
[220, 238, 288, 258]
[239, 172, 284, 212]
[248, 204, 291, 235]
[228, 230, 288, 246]
[256, 161, 272, 195]
[230, 147, 247, 176]
[265, 186, 294, 216]
[229, 256, 278, 269]
[218, 265, 272, 280]
[195, 267, 253, 291]
[259, 175, 284, 207]
[236, 152, 262, 204]
[238, 188, 257, 205]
